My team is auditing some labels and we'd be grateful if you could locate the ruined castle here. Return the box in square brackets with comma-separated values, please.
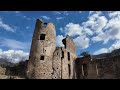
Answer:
[0, 18, 120, 79]
[26, 19, 77, 79]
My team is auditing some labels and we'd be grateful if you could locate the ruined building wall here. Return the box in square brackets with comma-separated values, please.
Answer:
[75, 58, 83, 79]
[52, 36, 77, 79]
[52, 48, 62, 79]
[96, 55, 120, 79]
[113, 56, 120, 79]
[61, 48, 70, 79]
[75, 55, 120, 79]
[26, 19, 56, 79]
[87, 61, 98, 79]
[75, 56, 98, 79]
[62, 35, 77, 79]
[96, 59, 115, 79]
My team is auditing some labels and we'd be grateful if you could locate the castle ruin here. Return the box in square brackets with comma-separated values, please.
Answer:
[26, 19, 77, 79]
[0, 18, 120, 79]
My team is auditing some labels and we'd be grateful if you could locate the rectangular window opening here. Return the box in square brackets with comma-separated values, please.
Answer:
[62, 51, 64, 58]
[40, 34, 46, 40]
[40, 55, 44, 60]
[44, 23, 48, 26]
[83, 64, 88, 76]
[67, 52, 70, 61]
[68, 64, 71, 77]
[43, 48, 44, 53]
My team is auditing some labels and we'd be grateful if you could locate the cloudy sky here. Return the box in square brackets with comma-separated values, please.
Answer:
[0, 11, 120, 63]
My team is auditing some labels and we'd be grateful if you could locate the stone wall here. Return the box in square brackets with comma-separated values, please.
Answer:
[26, 19, 56, 79]
[75, 55, 120, 79]
[52, 47, 62, 79]
[26, 18, 77, 79]
[96, 55, 120, 79]
[62, 35, 77, 79]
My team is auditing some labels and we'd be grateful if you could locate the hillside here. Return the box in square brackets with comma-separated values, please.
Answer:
[92, 48, 120, 59]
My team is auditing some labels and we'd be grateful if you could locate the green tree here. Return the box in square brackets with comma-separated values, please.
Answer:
[79, 51, 90, 57]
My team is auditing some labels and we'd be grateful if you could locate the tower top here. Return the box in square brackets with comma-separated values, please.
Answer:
[36, 18, 43, 23]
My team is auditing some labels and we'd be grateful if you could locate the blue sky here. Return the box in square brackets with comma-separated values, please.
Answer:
[0, 11, 120, 63]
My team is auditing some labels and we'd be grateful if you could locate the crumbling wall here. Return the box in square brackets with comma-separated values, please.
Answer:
[75, 55, 120, 79]
[75, 56, 98, 79]
[52, 48, 62, 79]
[87, 61, 98, 79]
[62, 35, 77, 79]
[96, 59, 115, 79]
[62, 35, 76, 54]
[96, 55, 120, 79]
[113, 56, 120, 79]
[61, 48, 69, 79]
[52, 47, 76, 79]
[75, 58, 83, 79]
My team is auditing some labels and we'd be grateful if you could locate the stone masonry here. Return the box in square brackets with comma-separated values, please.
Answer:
[26, 19, 77, 79]
[75, 55, 120, 79]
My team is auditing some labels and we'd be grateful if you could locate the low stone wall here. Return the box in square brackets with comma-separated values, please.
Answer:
[75, 55, 120, 79]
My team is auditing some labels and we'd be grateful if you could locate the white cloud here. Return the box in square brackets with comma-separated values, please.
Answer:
[78, 11, 82, 13]
[15, 11, 20, 14]
[23, 16, 31, 20]
[64, 23, 82, 36]
[92, 32, 110, 44]
[56, 35, 65, 47]
[93, 40, 120, 55]
[41, 16, 50, 20]
[90, 11, 120, 44]
[105, 16, 120, 40]
[109, 40, 120, 52]
[0, 49, 29, 63]
[0, 38, 30, 50]
[108, 11, 120, 18]
[13, 11, 32, 20]
[89, 11, 94, 16]
[89, 11, 102, 17]
[53, 11, 61, 15]
[82, 11, 113, 44]
[60, 11, 109, 49]
[0, 19, 15, 32]
[83, 27, 93, 35]
[73, 35, 90, 49]
[56, 17, 63, 20]
[26, 26, 30, 29]
[64, 11, 69, 15]
[83, 13, 108, 34]
[93, 48, 108, 55]
[60, 27, 63, 32]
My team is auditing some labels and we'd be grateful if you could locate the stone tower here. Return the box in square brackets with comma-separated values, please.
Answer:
[26, 19, 56, 79]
